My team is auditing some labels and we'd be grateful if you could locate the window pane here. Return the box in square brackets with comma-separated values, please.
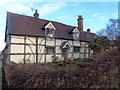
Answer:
[46, 46, 55, 54]
[46, 29, 49, 34]
[74, 46, 80, 52]
[45, 28, 55, 38]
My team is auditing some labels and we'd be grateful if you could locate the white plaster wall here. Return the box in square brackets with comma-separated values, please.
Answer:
[67, 40, 72, 45]
[38, 54, 45, 63]
[85, 48, 89, 53]
[8, 35, 91, 63]
[26, 45, 36, 53]
[80, 47, 85, 53]
[25, 55, 36, 63]
[73, 41, 80, 46]
[68, 53, 73, 60]
[10, 54, 36, 63]
[81, 42, 86, 46]
[10, 55, 24, 63]
[85, 54, 89, 58]
[38, 38, 45, 45]
[56, 47, 61, 53]
[26, 37, 36, 44]
[85, 43, 89, 47]
[74, 53, 79, 59]
[61, 40, 67, 43]
[46, 55, 53, 62]
[38, 46, 45, 53]
[67, 40, 73, 52]
[11, 45, 24, 53]
[56, 39, 62, 45]
[80, 54, 84, 58]
[56, 55, 61, 61]
[68, 47, 73, 52]
[11, 36, 24, 43]
[46, 39, 55, 46]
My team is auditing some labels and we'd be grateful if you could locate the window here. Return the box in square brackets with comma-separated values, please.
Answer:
[73, 46, 80, 53]
[45, 28, 55, 38]
[46, 46, 55, 54]
[72, 28, 80, 40]
[85, 34, 90, 38]
[46, 29, 53, 34]
[73, 32, 79, 40]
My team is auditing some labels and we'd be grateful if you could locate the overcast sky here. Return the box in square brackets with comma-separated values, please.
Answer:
[0, 0, 119, 51]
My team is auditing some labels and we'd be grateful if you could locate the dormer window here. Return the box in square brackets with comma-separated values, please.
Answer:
[73, 32, 80, 40]
[73, 28, 80, 40]
[44, 22, 56, 38]
[45, 28, 55, 38]
[85, 34, 90, 38]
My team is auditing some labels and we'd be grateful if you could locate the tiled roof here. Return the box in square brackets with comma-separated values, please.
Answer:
[6, 12, 96, 42]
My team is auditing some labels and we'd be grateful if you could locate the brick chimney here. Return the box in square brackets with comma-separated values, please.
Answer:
[87, 28, 91, 33]
[34, 9, 39, 18]
[77, 15, 83, 32]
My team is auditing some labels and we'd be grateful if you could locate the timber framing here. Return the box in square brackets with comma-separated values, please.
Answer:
[7, 34, 91, 63]
[9, 34, 90, 43]
[4, 12, 97, 63]
[24, 37, 26, 64]
[8, 34, 91, 63]
[36, 37, 38, 63]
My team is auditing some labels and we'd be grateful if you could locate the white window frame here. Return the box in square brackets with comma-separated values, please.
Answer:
[46, 46, 55, 55]
[45, 22, 56, 38]
[73, 46, 80, 53]
[73, 28, 80, 40]
[45, 22, 56, 30]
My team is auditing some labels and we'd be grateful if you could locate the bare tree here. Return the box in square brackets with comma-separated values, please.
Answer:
[97, 19, 120, 40]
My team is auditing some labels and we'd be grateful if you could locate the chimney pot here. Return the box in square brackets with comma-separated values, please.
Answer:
[34, 9, 39, 18]
[87, 28, 91, 32]
[78, 15, 83, 20]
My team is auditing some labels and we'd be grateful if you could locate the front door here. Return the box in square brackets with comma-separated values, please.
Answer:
[61, 48, 68, 61]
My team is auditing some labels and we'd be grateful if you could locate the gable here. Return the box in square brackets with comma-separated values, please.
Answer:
[73, 28, 80, 33]
[72, 27, 80, 40]
[60, 41, 71, 49]
[45, 22, 56, 30]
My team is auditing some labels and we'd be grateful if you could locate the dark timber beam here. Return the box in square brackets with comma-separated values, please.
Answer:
[45, 38, 46, 63]
[24, 37, 26, 64]
[36, 37, 38, 63]
[55, 38, 56, 61]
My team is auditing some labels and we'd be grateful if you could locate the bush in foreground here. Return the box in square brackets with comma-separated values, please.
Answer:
[4, 46, 119, 88]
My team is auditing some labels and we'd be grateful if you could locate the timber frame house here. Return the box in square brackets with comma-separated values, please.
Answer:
[4, 10, 97, 63]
